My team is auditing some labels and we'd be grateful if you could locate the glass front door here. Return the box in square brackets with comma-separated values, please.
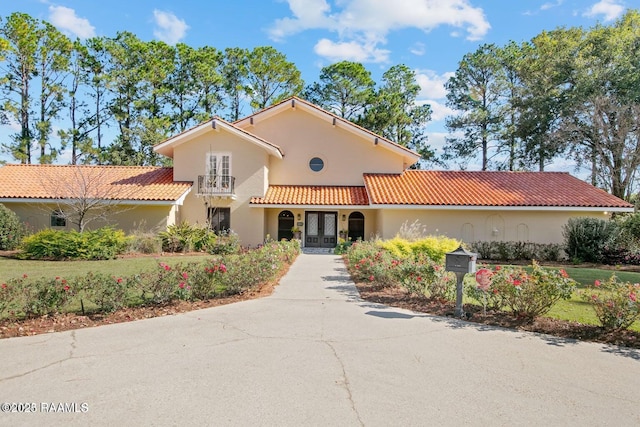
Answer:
[305, 212, 337, 248]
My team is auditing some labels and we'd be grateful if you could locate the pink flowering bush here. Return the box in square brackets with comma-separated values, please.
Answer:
[76, 273, 129, 312]
[475, 262, 576, 319]
[0, 240, 300, 322]
[395, 255, 455, 300]
[581, 275, 640, 330]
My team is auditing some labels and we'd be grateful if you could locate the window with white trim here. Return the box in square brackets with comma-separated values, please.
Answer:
[206, 152, 232, 190]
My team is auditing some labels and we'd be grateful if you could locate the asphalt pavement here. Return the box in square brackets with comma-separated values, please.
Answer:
[1, 253, 639, 426]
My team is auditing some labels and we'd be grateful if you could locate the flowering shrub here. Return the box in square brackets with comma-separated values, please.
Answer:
[581, 275, 640, 330]
[77, 273, 129, 313]
[482, 262, 576, 318]
[465, 266, 508, 312]
[0, 240, 299, 322]
[19, 276, 73, 317]
[347, 246, 396, 287]
[395, 255, 455, 300]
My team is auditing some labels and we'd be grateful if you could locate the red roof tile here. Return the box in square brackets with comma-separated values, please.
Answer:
[250, 185, 369, 205]
[0, 165, 192, 202]
[364, 171, 633, 208]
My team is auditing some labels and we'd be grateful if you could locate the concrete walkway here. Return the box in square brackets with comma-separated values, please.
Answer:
[1, 254, 639, 426]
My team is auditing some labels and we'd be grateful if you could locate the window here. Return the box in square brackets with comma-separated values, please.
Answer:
[309, 157, 324, 172]
[206, 152, 232, 189]
[208, 207, 230, 234]
[50, 210, 66, 227]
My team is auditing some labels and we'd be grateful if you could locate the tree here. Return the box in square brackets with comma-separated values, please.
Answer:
[303, 61, 374, 120]
[0, 13, 40, 163]
[58, 40, 95, 164]
[220, 47, 249, 121]
[495, 42, 526, 171]
[246, 46, 303, 111]
[103, 31, 146, 165]
[360, 64, 435, 166]
[560, 11, 640, 199]
[514, 29, 581, 171]
[39, 166, 138, 232]
[444, 44, 504, 170]
[33, 22, 72, 163]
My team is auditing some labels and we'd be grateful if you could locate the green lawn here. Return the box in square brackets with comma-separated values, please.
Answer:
[0, 254, 214, 282]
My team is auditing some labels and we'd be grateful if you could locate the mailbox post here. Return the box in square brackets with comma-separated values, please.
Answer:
[445, 246, 477, 318]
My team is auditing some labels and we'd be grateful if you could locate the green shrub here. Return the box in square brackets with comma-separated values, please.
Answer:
[76, 272, 129, 313]
[19, 276, 73, 317]
[563, 217, 620, 263]
[203, 231, 241, 255]
[581, 275, 640, 330]
[379, 235, 461, 263]
[20, 227, 128, 260]
[482, 261, 577, 319]
[345, 241, 397, 286]
[469, 241, 566, 262]
[127, 232, 162, 254]
[394, 255, 455, 300]
[617, 212, 640, 247]
[0, 203, 26, 250]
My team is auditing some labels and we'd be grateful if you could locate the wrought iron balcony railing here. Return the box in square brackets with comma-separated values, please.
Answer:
[197, 175, 235, 197]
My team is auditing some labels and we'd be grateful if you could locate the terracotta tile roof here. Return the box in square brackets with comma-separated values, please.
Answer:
[364, 171, 634, 208]
[250, 185, 369, 205]
[0, 164, 192, 202]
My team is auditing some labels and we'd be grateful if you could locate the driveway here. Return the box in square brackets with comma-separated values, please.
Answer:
[1, 254, 639, 426]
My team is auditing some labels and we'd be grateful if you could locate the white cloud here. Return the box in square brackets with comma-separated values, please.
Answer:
[314, 38, 390, 63]
[540, 0, 564, 11]
[270, 0, 490, 63]
[415, 70, 454, 100]
[48, 5, 95, 39]
[425, 132, 448, 152]
[410, 42, 426, 56]
[584, 0, 625, 22]
[152, 10, 189, 45]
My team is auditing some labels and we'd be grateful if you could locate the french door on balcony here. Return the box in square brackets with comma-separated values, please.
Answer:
[305, 212, 337, 248]
[206, 152, 231, 192]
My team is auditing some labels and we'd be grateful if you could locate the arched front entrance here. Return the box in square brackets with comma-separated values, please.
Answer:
[278, 210, 294, 241]
[348, 212, 365, 241]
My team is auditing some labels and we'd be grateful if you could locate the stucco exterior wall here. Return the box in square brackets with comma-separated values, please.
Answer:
[242, 108, 405, 185]
[375, 209, 611, 244]
[2, 202, 173, 233]
[172, 128, 270, 247]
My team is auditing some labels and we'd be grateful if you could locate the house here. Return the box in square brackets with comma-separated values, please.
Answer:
[0, 97, 634, 247]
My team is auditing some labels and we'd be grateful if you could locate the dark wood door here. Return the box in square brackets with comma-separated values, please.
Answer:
[305, 212, 337, 248]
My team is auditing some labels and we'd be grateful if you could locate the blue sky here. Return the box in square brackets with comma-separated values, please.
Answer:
[0, 0, 633, 170]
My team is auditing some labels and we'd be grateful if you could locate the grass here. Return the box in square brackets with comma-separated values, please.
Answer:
[0, 254, 214, 282]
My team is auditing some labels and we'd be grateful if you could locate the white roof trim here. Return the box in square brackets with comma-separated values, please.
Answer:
[235, 97, 420, 165]
[0, 197, 187, 206]
[369, 204, 633, 212]
[154, 118, 283, 159]
[249, 204, 373, 209]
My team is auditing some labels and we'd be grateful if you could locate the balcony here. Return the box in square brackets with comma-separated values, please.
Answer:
[197, 175, 236, 198]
